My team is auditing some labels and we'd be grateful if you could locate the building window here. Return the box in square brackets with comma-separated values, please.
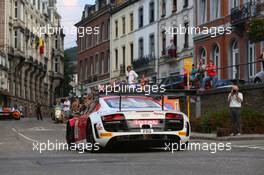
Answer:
[138, 38, 144, 58]
[231, 41, 239, 79]
[184, 22, 189, 48]
[173, 28, 177, 50]
[101, 22, 104, 42]
[115, 20, 118, 38]
[213, 45, 220, 78]
[79, 60, 83, 81]
[15, 1, 18, 19]
[248, 43, 256, 78]
[130, 13, 134, 31]
[84, 59, 88, 79]
[138, 7, 144, 28]
[200, 48, 206, 61]
[183, 0, 188, 8]
[161, 0, 166, 17]
[101, 52, 104, 74]
[230, 0, 240, 9]
[172, 0, 177, 12]
[90, 56, 94, 75]
[130, 43, 134, 65]
[162, 31, 166, 55]
[122, 46, 126, 73]
[106, 19, 110, 40]
[14, 31, 18, 49]
[106, 50, 110, 73]
[95, 55, 99, 74]
[115, 49, 118, 70]
[211, 0, 220, 20]
[149, 1, 155, 23]
[200, 0, 207, 24]
[122, 16, 126, 35]
[149, 34, 155, 56]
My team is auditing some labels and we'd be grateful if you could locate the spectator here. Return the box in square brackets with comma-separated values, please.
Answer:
[197, 59, 206, 87]
[126, 65, 138, 85]
[36, 103, 42, 120]
[63, 97, 71, 119]
[140, 74, 148, 88]
[71, 97, 80, 114]
[190, 64, 198, 88]
[228, 85, 243, 136]
[200, 59, 218, 90]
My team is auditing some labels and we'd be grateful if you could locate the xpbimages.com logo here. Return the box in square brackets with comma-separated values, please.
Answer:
[98, 83, 166, 95]
[32, 140, 100, 154]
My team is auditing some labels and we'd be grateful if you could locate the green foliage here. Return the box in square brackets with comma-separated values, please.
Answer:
[62, 53, 73, 97]
[191, 107, 264, 134]
[247, 18, 264, 42]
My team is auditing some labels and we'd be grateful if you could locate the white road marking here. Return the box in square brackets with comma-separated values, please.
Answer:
[233, 144, 264, 150]
[70, 159, 97, 163]
[12, 128, 38, 143]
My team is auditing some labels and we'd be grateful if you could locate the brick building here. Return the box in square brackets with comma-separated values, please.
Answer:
[0, 0, 64, 116]
[76, 0, 112, 93]
[194, 0, 264, 81]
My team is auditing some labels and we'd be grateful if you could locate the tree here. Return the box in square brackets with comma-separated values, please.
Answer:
[62, 53, 73, 97]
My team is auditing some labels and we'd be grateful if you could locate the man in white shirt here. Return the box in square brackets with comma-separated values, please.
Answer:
[126, 65, 138, 85]
[228, 85, 243, 136]
[63, 97, 71, 119]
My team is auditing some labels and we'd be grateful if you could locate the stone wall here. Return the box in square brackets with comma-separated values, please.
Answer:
[179, 84, 264, 118]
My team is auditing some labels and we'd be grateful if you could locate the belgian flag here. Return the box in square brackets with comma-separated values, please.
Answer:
[39, 37, 44, 55]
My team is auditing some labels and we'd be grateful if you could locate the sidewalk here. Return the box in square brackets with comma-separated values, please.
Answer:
[191, 132, 264, 141]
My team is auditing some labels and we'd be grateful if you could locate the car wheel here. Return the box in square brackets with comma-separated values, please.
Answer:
[86, 120, 101, 153]
[66, 121, 75, 149]
[254, 78, 263, 84]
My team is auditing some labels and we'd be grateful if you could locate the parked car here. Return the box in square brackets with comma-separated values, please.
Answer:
[253, 70, 264, 84]
[0, 106, 21, 120]
[159, 75, 187, 90]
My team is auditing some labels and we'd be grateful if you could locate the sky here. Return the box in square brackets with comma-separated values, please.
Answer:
[57, 0, 95, 49]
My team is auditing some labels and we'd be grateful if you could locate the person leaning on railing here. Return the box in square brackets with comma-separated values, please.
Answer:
[200, 59, 218, 90]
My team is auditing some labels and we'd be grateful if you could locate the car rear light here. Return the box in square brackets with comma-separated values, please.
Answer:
[102, 114, 125, 122]
[165, 113, 183, 120]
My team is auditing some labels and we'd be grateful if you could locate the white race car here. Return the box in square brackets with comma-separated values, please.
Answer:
[66, 95, 190, 152]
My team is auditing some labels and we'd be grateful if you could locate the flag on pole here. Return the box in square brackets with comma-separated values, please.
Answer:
[39, 37, 44, 55]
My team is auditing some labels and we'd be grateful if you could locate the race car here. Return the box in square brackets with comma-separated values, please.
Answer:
[0, 107, 21, 120]
[66, 95, 190, 152]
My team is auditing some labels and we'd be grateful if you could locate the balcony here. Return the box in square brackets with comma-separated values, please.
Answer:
[231, 2, 258, 25]
[160, 48, 177, 64]
[132, 55, 155, 73]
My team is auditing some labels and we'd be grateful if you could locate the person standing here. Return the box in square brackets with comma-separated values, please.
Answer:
[126, 65, 138, 85]
[36, 103, 42, 120]
[228, 85, 243, 136]
[197, 59, 206, 87]
[190, 64, 198, 88]
[200, 59, 218, 90]
[63, 97, 71, 119]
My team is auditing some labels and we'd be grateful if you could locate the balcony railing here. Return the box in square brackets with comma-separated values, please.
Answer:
[231, 2, 257, 24]
[132, 54, 155, 71]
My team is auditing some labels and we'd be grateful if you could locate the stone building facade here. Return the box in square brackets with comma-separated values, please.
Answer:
[0, 0, 64, 117]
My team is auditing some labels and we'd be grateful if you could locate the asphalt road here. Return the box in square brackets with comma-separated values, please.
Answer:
[0, 117, 263, 175]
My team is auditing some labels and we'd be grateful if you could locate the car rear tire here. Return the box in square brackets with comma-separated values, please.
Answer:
[66, 121, 75, 149]
[86, 120, 102, 153]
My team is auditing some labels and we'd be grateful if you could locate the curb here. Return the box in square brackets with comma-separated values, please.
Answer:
[191, 134, 264, 141]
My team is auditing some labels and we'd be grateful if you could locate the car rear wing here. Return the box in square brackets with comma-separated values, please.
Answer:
[97, 89, 197, 112]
